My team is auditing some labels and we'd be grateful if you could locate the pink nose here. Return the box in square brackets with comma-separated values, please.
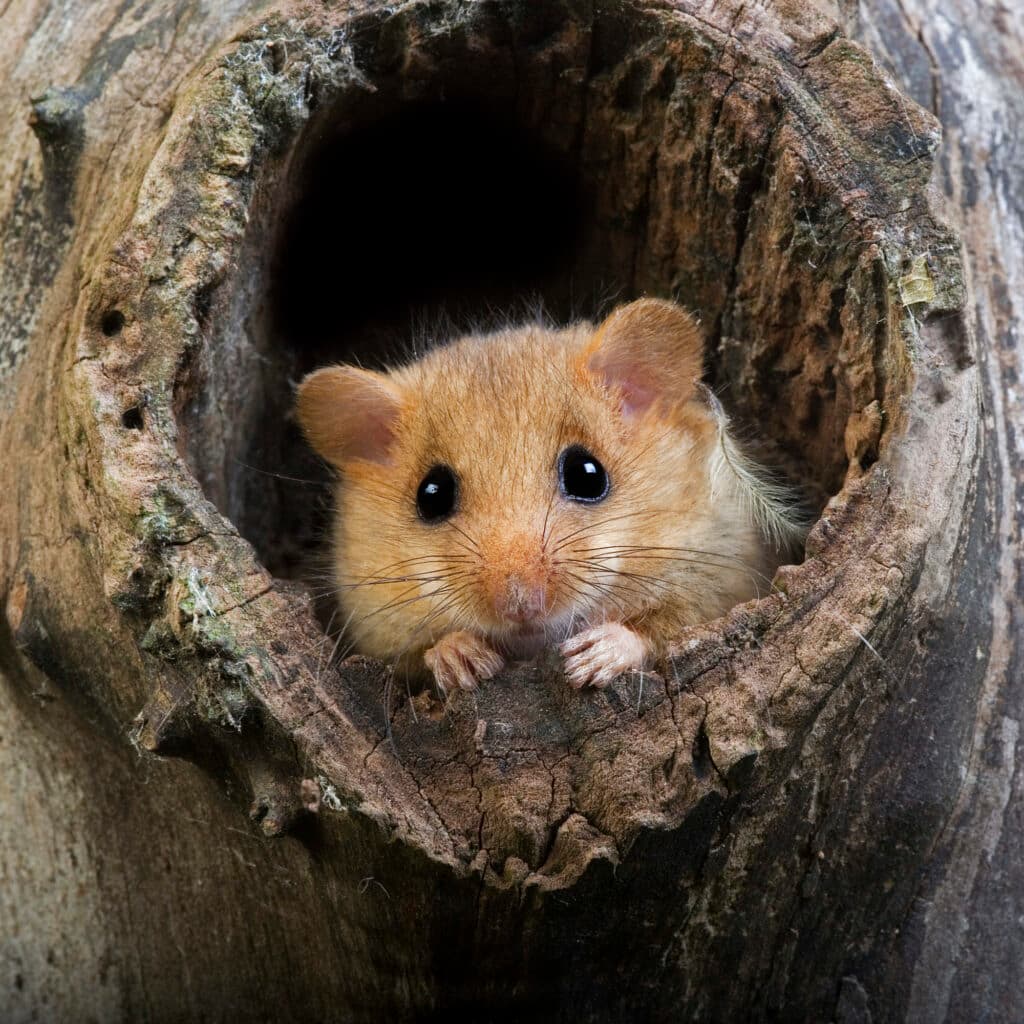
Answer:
[495, 578, 547, 624]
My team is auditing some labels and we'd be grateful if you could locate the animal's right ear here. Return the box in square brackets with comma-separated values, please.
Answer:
[295, 366, 403, 467]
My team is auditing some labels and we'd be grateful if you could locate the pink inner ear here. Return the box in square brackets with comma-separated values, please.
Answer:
[588, 351, 661, 419]
[616, 377, 659, 418]
[336, 374, 403, 465]
[296, 365, 402, 467]
[353, 401, 398, 464]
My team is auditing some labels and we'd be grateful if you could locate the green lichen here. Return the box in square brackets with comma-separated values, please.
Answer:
[139, 499, 176, 545]
[195, 679, 255, 731]
[216, 19, 374, 160]
[192, 619, 255, 725]
[138, 486, 196, 546]
[179, 566, 216, 625]
[140, 620, 181, 660]
[188, 612, 237, 654]
[189, 616, 257, 730]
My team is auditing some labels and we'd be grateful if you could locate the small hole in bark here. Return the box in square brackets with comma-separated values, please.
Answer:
[101, 309, 126, 336]
[692, 722, 714, 780]
[121, 406, 144, 430]
[193, 284, 215, 330]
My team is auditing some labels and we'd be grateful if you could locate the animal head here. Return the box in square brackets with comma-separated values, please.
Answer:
[296, 299, 787, 664]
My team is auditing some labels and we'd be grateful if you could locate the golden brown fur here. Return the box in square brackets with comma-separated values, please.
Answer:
[296, 299, 802, 691]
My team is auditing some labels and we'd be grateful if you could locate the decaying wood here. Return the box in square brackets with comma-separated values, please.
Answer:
[0, 0, 1018, 1020]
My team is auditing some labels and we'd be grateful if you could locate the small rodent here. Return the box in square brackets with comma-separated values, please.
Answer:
[295, 298, 804, 692]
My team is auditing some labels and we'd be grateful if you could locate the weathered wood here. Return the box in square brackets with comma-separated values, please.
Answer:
[830, 1, 1024, 1019]
[0, 0, 1018, 1020]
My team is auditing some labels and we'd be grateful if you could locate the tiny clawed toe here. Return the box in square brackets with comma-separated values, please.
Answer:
[425, 632, 503, 694]
[561, 623, 647, 690]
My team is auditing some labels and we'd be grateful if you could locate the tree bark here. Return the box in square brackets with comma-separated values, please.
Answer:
[0, 0, 1019, 1021]
[832, 1, 1024, 1019]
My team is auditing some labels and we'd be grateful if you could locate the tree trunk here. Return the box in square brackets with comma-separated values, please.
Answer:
[0, 0, 1019, 1021]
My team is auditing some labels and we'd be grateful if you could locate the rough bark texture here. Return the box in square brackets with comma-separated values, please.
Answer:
[0, 0, 1019, 1021]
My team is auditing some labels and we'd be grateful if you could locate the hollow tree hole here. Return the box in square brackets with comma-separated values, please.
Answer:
[273, 101, 587, 369]
[177, 6, 866, 606]
[223, 100, 587, 583]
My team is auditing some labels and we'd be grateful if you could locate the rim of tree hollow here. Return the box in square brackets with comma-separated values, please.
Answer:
[41, 0, 966, 888]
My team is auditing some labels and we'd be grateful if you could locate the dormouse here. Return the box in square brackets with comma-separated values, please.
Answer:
[296, 299, 804, 692]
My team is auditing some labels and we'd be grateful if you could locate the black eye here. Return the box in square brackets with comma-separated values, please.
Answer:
[558, 446, 610, 504]
[416, 465, 458, 521]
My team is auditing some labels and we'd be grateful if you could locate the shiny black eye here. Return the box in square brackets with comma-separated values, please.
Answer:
[416, 465, 458, 521]
[558, 446, 610, 503]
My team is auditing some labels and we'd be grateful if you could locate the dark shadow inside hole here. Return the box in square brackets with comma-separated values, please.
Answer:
[271, 100, 587, 368]
[121, 406, 144, 430]
[101, 309, 126, 336]
[243, 101, 589, 583]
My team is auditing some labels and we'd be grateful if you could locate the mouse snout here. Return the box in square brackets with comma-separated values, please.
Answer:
[483, 532, 551, 626]
[495, 576, 548, 624]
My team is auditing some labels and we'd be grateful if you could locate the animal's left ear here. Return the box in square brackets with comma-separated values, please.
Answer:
[582, 298, 704, 418]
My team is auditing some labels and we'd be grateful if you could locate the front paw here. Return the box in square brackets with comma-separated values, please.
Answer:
[423, 631, 504, 694]
[560, 622, 648, 689]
